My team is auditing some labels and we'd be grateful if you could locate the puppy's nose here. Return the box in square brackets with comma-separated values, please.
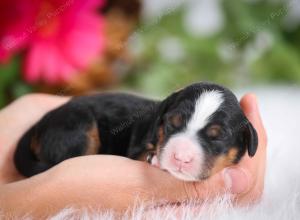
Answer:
[174, 152, 194, 163]
[171, 151, 195, 170]
[163, 136, 203, 173]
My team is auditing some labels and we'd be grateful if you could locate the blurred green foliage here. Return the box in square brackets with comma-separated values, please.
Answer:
[125, 0, 300, 97]
[0, 57, 33, 107]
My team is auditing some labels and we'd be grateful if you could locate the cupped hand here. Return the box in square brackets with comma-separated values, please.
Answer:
[0, 93, 267, 217]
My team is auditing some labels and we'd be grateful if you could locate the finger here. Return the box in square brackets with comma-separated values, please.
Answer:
[238, 93, 267, 169]
[233, 94, 267, 203]
[239, 93, 267, 171]
[239, 94, 267, 169]
[240, 93, 267, 147]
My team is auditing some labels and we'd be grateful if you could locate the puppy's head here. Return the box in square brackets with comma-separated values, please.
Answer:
[149, 82, 258, 181]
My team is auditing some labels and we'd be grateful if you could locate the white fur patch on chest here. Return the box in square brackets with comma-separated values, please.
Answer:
[186, 90, 224, 134]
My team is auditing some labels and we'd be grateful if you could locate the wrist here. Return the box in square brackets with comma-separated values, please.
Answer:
[0, 171, 58, 218]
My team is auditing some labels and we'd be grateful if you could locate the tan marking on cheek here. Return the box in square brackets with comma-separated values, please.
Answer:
[137, 152, 149, 161]
[137, 153, 145, 161]
[210, 148, 238, 175]
[85, 123, 101, 155]
[155, 125, 166, 157]
[139, 126, 164, 161]
[138, 143, 156, 161]
[157, 126, 165, 146]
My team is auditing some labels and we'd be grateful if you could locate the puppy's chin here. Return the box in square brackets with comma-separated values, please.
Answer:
[167, 169, 199, 181]
[161, 165, 212, 181]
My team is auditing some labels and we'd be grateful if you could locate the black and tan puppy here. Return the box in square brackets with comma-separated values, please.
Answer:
[14, 82, 258, 181]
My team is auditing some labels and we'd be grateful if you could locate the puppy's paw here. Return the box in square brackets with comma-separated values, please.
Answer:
[146, 152, 160, 168]
[150, 155, 160, 168]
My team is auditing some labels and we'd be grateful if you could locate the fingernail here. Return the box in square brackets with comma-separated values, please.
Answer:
[222, 168, 250, 194]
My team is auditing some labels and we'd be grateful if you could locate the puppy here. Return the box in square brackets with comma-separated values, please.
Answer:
[14, 82, 258, 181]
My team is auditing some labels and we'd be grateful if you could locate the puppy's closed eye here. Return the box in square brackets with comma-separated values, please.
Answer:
[206, 124, 223, 139]
[165, 113, 184, 132]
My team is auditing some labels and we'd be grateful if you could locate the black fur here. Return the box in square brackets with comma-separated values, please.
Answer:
[14, 82, 258, 177]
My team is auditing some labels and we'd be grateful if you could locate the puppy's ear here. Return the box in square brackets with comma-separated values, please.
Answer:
[243, 120, 258, 157]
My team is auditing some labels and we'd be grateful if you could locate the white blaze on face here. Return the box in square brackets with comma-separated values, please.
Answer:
[159, 90, 224, 181]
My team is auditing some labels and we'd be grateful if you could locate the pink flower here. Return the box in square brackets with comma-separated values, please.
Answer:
[0, 0, 37, 61]
[0, 0, 105, 84]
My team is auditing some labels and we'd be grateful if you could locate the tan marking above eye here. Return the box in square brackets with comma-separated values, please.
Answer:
[206, 124, 222, 138]
[168, 114, 183, 128]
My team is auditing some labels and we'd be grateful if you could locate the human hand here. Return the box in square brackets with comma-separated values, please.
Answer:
[0, 93, 267, 217]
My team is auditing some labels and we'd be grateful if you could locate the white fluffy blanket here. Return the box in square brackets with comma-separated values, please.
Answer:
[11, 87, 300, 219]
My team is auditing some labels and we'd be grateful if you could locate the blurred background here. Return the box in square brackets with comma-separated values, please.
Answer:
[1, 0, 300, 107]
